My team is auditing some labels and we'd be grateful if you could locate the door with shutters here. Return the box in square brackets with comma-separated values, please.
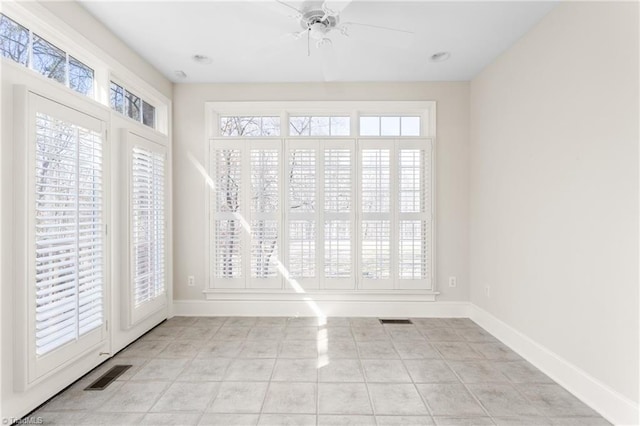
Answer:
[27, 93, 107, 382]
[125, 131, 168, 326]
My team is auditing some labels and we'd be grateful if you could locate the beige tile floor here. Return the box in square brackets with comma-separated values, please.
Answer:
[32, 317, 610, 425]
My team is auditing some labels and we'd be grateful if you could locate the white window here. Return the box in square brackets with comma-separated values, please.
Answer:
[360, 145, 392, 282]
[324, 146, 354, 283]
[359, 140, 432, 290]
[207, 102, 433, 293]
[289, 116, 350, 136]
[250, 147, 280, 282]
[282, 139, 357, 290]
[210, 139, 282, 289]
[359, 115, 421, 136]
[220, 116, 280, 136]
[110, 81, 156, 129]
[1, 13, 94, 97]
[285, 141, 319, 287]
[28, 93, 106, 381]
[127, 132, 167, 325]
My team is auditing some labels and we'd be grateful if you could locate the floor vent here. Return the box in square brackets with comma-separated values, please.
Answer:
[379, 318, 413, 325]
[85, 365, 132, 391]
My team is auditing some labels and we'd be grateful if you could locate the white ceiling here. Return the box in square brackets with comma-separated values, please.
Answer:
[80, 1, 557, 83]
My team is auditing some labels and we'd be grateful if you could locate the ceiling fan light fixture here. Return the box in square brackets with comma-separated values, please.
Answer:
[430, 51, 451, 62]
[192, 54, 212, 65]
[309, 21, 329, 39]
[316, 38, 332, 48]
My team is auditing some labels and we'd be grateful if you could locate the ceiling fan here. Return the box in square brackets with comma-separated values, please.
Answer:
[275, 0, 414, 54]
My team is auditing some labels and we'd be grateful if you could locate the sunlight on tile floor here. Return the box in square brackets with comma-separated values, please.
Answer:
[33, 317, 610, 425]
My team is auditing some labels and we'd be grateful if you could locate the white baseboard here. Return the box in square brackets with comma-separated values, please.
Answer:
[469, 304, 639, 426]
[172, 298, 471, 318]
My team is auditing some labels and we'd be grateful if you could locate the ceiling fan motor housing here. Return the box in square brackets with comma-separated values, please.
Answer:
[300, 9, 339, 39]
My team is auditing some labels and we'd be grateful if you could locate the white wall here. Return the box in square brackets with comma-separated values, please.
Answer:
[470, 0, 638, 410]
[0, 2, 172, 420]
[173, 82, 470, 303]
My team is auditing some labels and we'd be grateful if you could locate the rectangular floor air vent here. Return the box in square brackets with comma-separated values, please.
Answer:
[85, 365, 132, 391]
[379, 318, 413, 325]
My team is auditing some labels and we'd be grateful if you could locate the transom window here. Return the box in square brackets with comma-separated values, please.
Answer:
[110, 81, 156, 129]
[360, 115, 421, 136]
[289, 116, 350, 136]
[208, 102, 434, 292]
[1, 13, 94, 97]
[220, 116, 280, 136]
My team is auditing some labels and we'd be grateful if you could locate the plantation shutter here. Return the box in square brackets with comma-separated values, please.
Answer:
[321, 140, 356, 289]
[127, 131, 167, 325]
[397, 140, 432, 289]
[210, 140, 245, 288]
[359, 141, 393, 289]
[249, 141, 282, 289]
[32, 95, 105, 367]
[285, 140, 320, 290]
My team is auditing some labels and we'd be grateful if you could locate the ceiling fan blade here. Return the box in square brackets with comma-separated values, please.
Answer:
[338, 21, 414, 49]
[340, 21, 413, 35]
[322, 0, 354, 17]
[276, 0, 304, 15]
[288, 29, 308, 41]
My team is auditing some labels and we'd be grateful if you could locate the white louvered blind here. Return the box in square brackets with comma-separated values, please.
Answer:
[34, 111, 103, 356]
[324, 148, 352, 280]
[213, 148, 243, 279]
[250, 148, 279, 280]
[325, 220, 351, 278]
[131, 146, 165, 307]
[398, 220, 426, 280]
[361, 148, 391, 282]
[361, 220, 391, 280]
[288, 147, 317, 281]
[288, 149, 316, 212]
[210, 141, 283, 289]
[398, 147, 430, 283]
[209, 121, 433, 292]
[361, 149, 390, 213]
[288, 220, 316, 278]
[359, 141, 433, 289]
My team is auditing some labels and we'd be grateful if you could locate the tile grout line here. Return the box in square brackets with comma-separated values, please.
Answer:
[357, 330, 378, 420]
[434, 338, 501, 423]
[33, 317, 608, 425]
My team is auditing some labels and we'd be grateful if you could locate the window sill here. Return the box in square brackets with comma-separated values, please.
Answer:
[202, 289, 439, 302]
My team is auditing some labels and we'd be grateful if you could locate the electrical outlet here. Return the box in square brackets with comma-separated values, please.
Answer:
[448, 276, 457, 287]
[485, 286, 491, 298]
[187, 275, 195, 287]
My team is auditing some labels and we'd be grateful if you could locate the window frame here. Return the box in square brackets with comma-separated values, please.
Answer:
[6, 0, 172, 397]
[205, 101, 436, 295]
[13, 82, 111, 391]
[358, 114, 423, 137]
[109, 79, 160, 131]
[1, 9, 100, 99]
[1, 2, 171, 136]
[123, 130, 169, 328]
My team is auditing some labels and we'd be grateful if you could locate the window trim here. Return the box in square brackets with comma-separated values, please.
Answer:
[204, 101, 436, 296]
[109, 79, 159, 131]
